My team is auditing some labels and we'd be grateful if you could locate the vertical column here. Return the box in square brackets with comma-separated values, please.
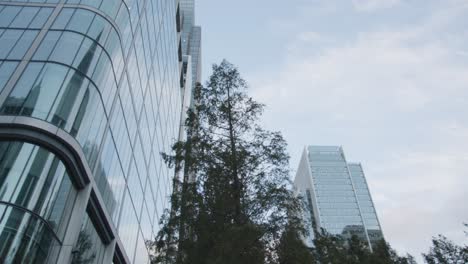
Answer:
[56, 184, 93, 263]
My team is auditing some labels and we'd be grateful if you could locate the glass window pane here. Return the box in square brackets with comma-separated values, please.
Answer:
[100, 0, 120, 18]
[1, 62, 44, 115]
[51, 8, 74, 29]
[115, 5, 131, 53]
[0, 141, 76, 229]
[7, 30, 38, 60]
[29, 8, 53, 29]
[43, 166, 75, 231]
[0, 30, 24, 59]
[70, 85, 92, 137]
[133, 231, 150, 263]
[127, 158, 144, 219]
[10, 7, 40, 28]
[71, 212, 106, 264]
[21, 63, 68, 119]
[94, 132, 126, 223]
[33, 31, 61, 61]
[87, 14, 108, 43]
[104, 29, 120, 62]
[72, 37, 101, 75]
[48, 69, 89, 129]
[80, 0, 102, 9]
[0, 61, 19, 93]
[0, 141, 76, 263]
[0, 6, 21, 27]
[71, 82, 107, 168]
[117, 190, 138, 260]
[49, 32, 83, 65]
[66, 9, 94, 34]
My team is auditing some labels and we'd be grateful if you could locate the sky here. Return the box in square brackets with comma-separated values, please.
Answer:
[195, 0, 468, 262]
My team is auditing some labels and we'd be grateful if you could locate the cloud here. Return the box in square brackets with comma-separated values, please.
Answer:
[250, 1, 468, 261]
[286, 31, 332, 54]
[370, 149, 468, 258]
[256, 29, 468, 118]
[296, 31, 324, 42]
[352, 0, 402, 12]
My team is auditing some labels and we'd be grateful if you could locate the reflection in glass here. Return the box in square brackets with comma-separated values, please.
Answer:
[0, 0, 185, 261]
[0, 30, 23, 59]
[0, 141, 77, 263]
[94, 132, 125, 224]
[0, 204, 61, 264]
[67, 9, 94, 34]
[0, 141, 76, 232]
[1, 62, 43, 115]
[1, 61, 109, 169]
[0, 61, 19, 93]
[49, 32, 83, 65]
[21, 64, 67, 119]
[71, 212, 106, 264]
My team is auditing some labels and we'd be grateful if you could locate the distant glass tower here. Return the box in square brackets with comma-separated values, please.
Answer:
[0, 0, 198, 263]
[180, 0, 202, 106]
[176, 0, 201, 185]
[294, 146, 383, 249]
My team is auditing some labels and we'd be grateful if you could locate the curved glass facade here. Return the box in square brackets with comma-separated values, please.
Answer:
[0, 0, 187, 262]
[0, 141, 76, 263]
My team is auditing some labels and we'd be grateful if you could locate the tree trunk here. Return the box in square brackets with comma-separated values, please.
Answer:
[226, 81, 242, 224]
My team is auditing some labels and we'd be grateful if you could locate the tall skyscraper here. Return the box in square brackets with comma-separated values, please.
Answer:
[176, 0, 201, 184]
[179, 0, 202, 106]
[0, 0, 199, 263]
[294, 146, 383, 249]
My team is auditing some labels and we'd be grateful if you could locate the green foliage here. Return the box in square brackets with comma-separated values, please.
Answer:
[309, 233, 416, 264]
[367, 239, 416, 264]
[277, 225, 316, 264]
[149, 60, 306, 264]
[313, 232, 348, 263]
[423, 235, 468, 264]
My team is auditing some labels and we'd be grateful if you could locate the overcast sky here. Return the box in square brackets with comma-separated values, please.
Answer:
[196, 0, 468, 262]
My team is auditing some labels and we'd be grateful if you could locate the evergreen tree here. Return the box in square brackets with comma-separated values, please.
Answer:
[345, 235, 371, 264]
[368, 239, 416, 264]
[423, 235, 468, 264]
[311, 234, 416, 264]
[149, 60, 306, 264]
[313, 231, 348, 264]
[277, 224, 316, 264]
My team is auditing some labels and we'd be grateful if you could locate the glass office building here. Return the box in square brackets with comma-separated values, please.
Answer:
[348, 163, 383, 245]
[294, 146, 383, 250]
[179, 0, 201, 105]
[0, 0, 195, 263]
